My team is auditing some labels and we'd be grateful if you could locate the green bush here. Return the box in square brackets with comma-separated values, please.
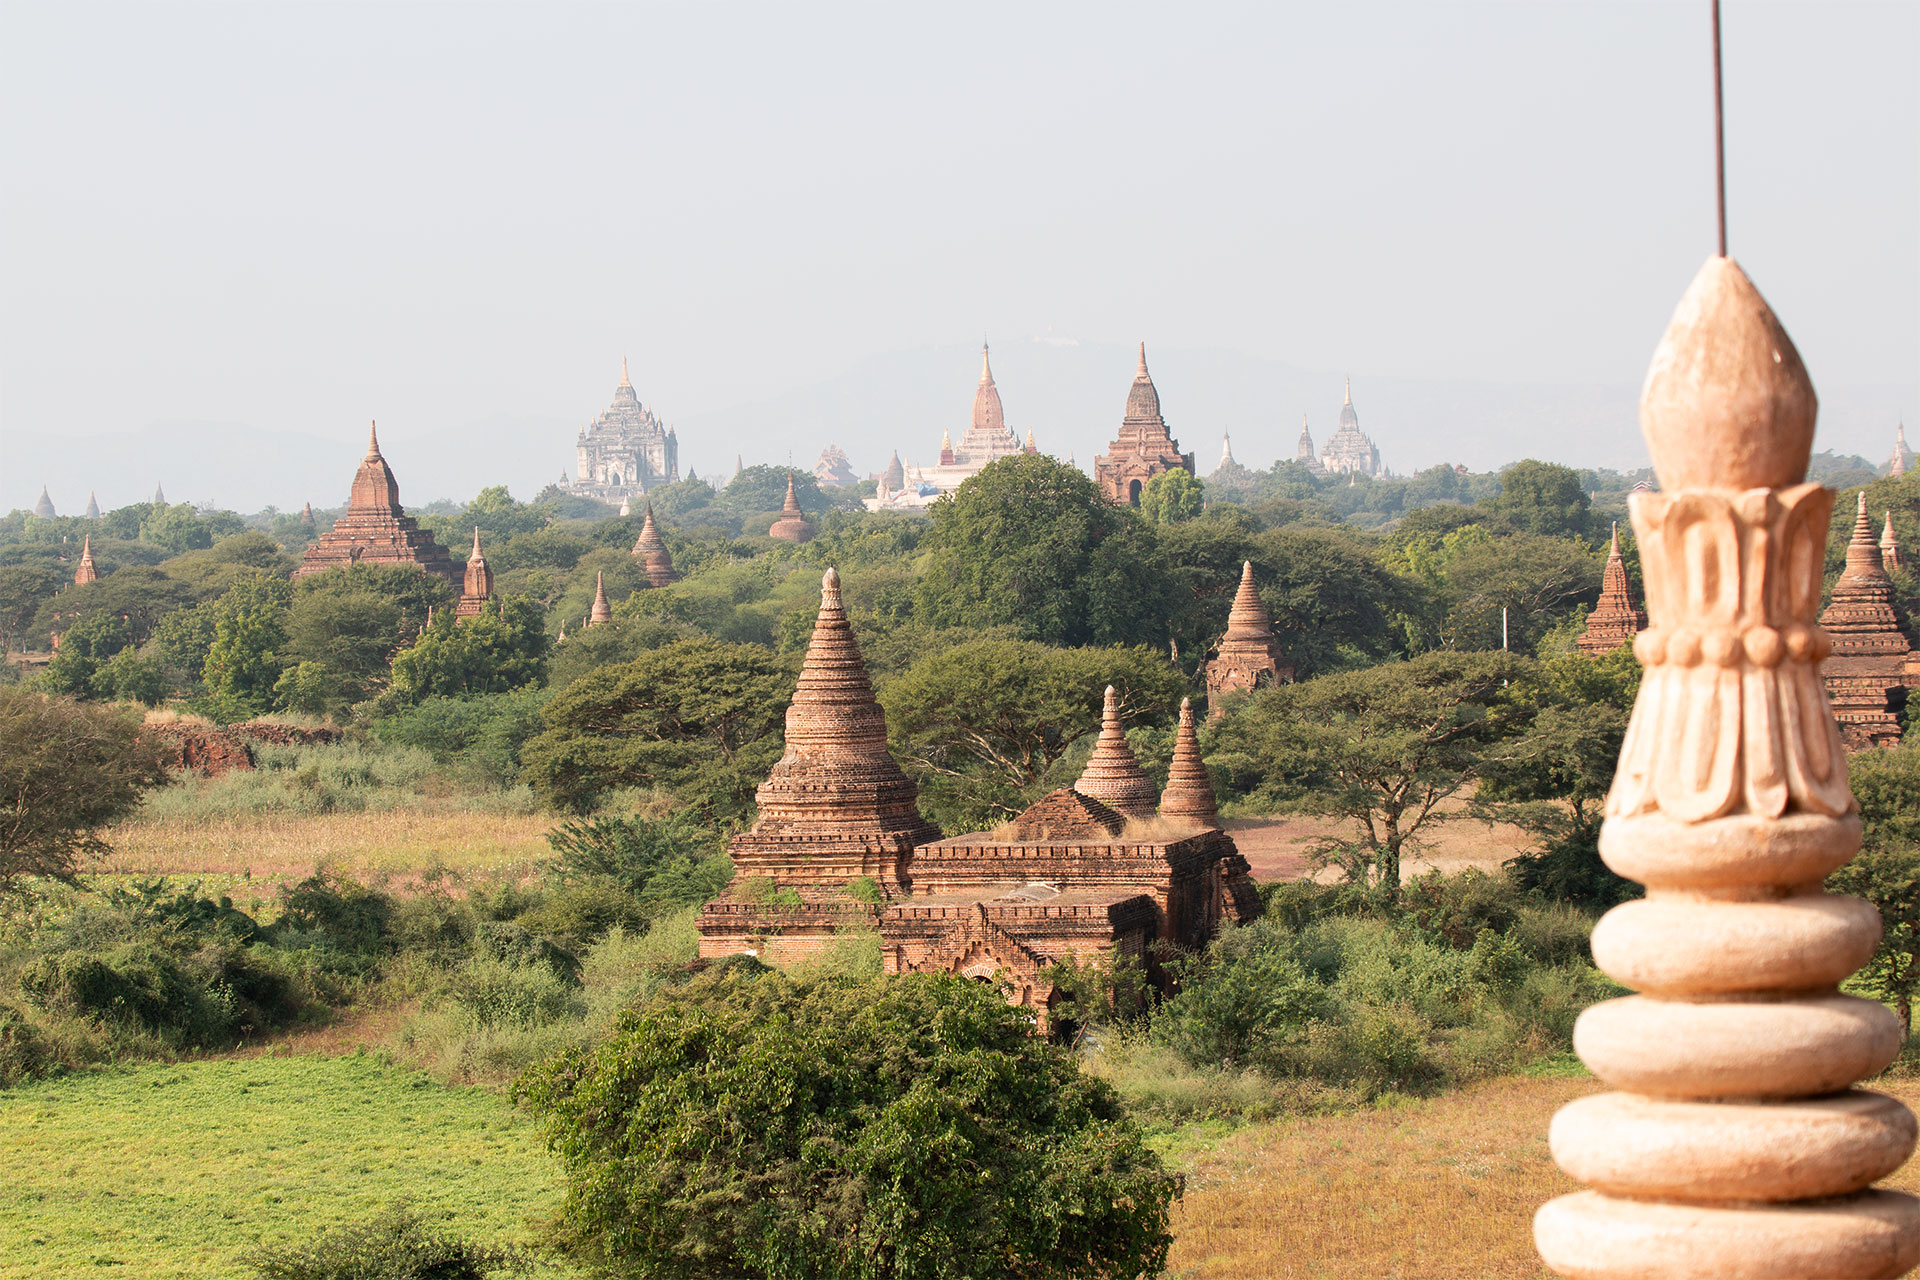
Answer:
[0, 1003, 50, 1086]
[544, 812, 732, 913]
[442, 954, 583, 1031]
[249, 1202, 526, 1280]
[517, 969, 1178, 1280]
[512, 880, 651, 951]
[270, 873, 393, 958]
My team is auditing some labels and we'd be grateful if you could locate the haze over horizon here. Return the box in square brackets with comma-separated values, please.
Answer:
[3, 1, 1915, 512]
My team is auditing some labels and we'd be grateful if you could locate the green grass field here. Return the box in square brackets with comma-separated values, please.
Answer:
[0, 1055, 575, 1279]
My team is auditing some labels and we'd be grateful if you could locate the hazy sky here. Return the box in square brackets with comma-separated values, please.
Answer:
[2, 1, 1915, 495]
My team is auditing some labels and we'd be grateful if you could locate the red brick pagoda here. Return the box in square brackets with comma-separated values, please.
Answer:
[454, 528, 494, 619]
[630, 504, 680, 587]
[1818, 492, 1916, 748]
[1072, 685, 1159, 819]
[72, 535, 99, 586]
[1093, 343, 1195, 506]
[1204, 560, 1294, 715]
[1576, 523, 1648, 656]
[295, 422, 457, 584]
[768, 472, 814, 543]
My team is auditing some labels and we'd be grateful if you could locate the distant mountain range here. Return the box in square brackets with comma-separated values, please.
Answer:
[4, 339, 1909, 514]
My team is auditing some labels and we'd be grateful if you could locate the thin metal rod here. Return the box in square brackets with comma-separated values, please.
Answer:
[1712, 0, 1727, 256]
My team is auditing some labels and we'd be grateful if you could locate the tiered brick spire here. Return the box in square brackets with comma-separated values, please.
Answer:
[72, 535, 98, 586]
[455, 528, 494, 619]
[630, 504, 679, 587]
[1205, 561, 1293, 716]
[768, 472, 814, 543]
[1576, 523, 1648, 656]
[1882, 511, 1902, 573]
[1074, 686, 1157, 820]
[1817, 492, 1912, 747]
[1159, 698, 1217, 826]
[1094, 343, 1195, 505]
[723, 568, 939, 888]
[587, 571, 611, 627]
[83, 492, 100, 520]
[1534, 255, 1920, 1278]
[294, 421, 457, 583]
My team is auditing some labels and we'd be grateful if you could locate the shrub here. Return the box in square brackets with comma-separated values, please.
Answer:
[250, 1202, 526, 1280]
[516, 969, 1179, 1280]
[544, 812, 732, 914]
[0, 1003, 50, 1086]
[271, 873, 393, 957]
[442, 954, 583, 1031]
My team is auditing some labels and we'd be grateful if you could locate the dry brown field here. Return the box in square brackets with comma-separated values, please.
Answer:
[1222, 805, 1532, 884]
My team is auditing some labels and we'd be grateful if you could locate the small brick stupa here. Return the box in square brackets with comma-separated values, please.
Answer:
[630, 505, 680, 587]
[83, 492, 100, 520]
[1576, 523, 1648, 656]
[699, 568, 941, 959]
[1818, 492, 1914, 748]
[1073, 686, 1158, 819]
[72, 535, 99, 586]
[32, 486, 54, 519]
[1883, 511, 1903, 573]
[295, 422, 457, 584]
[1159, 698, 1217, 826]
[586, 572, 612, 627]
[1094, 343, 1195, 506]
[1205, 561, 1294, 715]
[455, 528, 494, 619]
[768, 472, 814, 543]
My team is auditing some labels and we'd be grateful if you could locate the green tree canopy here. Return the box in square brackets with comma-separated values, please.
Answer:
[1829, 744, 1920, 1031]
[42, 612, 133, 700]
[387, 596, 550, 706]
[882, 638, 1188, 830]
[723, 465, 823, 517]
[0, 690, 166, 891]
[201, 574, 294, 718]
[914, 454, 1178, 649]
[1210, 649, 1532, 893]
[515, 969, 1177, 1280]
[1482, 460, 1593, 540]
[32, 565, 197, 647]
[1138, 468, 1205, 524]
[520, 637, 793, 813]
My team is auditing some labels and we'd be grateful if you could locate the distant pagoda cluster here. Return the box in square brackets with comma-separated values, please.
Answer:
[868, 344, 1039, 511]
[1281, 378, 1387, 479]
[697, 564, 1266, 1027]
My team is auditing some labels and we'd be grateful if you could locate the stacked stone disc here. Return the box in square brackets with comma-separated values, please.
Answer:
[1159, 697, 1217, 826]
[730, 567, 938, 888]
[1073, 686, 1158, 820]
[1534, 255, 1920, 1278]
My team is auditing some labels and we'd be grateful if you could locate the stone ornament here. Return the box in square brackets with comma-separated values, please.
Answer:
[1534, 255, 1920, 1278]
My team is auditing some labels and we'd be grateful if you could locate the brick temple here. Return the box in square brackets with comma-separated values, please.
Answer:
[699, 568, 1261, 1026]
[768, 473, 814, 542]
[294, 422, 457, 584]
[1094, 343, 1194, 506]
[454, 528, 494, 619]
[1818, 493, 1917, 748]
[629, 505, 680, 587]
[1205, 560, 1294, 714]
[1576, 523, 1647, 656]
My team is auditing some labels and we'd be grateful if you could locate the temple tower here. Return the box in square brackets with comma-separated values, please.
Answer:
[706, 568, 939, 905]
[1295, 415, 1327, 476]
[1887, 422, 1913, 477]
[586, 571, 611, 627]
[32, 486, 54, 519]
[630, 505, 680, 587]
[1576, 524, 1648, 656]
[1205, 561, 1294, 715]
[1073, 686, 1158, 820]
[1159, 698, 1218, 827]
[572, 358, 678, 502]
[83, 492, 100, 520]
[1882, 511, 1902, 574]
[294, 422, 457, 583]
[768, 472, 815, 542]
[152, 483, 165, 506]
[1817, 492, 1913, 748]
[1320, 378, 1383, 476]
[1534, 255, 1920, 1278]
[1093, 343, 1195, 505]
[72, 535, 98, 586]
[455, 528, 494, 619]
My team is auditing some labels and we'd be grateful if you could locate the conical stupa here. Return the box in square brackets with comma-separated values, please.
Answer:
[72, 535, 99, 586]
[1094, 342, 1193, 506]
[1576, 523, 1648, 656]
[1817, 493, 1911, 747]
[716, 567, 939, 894]
[1073, 686, 1157, 820]
[1882, 511, 1903, 573]
[631, 504, 679, 587]
[587, 571, 612, 626]
[1205, 561, 1293, 715]
[32, 486, 55, 519]
[456, 528, 494, 619]
[768, 472, 814, 543]
[295, 421, 457, 583]
[83, 491, 100, 520]
[1159, 698, 1217, 826]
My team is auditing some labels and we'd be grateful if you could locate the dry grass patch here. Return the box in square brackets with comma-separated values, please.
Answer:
[99, 810, 555, 890]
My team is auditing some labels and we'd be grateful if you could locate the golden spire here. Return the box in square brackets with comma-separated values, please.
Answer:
[979, 341, 993, 385]
[366, 419, 381, 457]
[619, 355, 631, 387]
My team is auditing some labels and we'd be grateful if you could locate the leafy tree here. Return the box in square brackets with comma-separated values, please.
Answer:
[1479, 648, 1642, 909]
[32, 566, 197, 648]
[516, 969, 1177, 1280]
[520, 638, 792, 813]
[272, 661, 342, 717]
[42, 612, 133, 699]
[249, 1202, 525, 1280]
[545, 812, 733, 915]
[160, 532, 296, 600]
[1482, 460, 1593, 540]
[723, 464, 823, 517]
[202, 575, 294, 717]
[150, 602, 218, 687]
[138, 502, 245, 554]
[1829, 744, 1920, 1032]
[98, 647, 169, 707]
[1433, 530, 1602, 653]
[915, 454, 1178, 649]
[372, 687, 553, 787]
[882, 638, 1187, 829]
[0, 565, 64, 653]
[1210, 650, 1531, 893]
[286, 563, 455, 701]
[0, 690, 166, 891]
[387, 597, 549, 706]
[1250, 526, 1411, 674]
[1138, 469, 1205, 524]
